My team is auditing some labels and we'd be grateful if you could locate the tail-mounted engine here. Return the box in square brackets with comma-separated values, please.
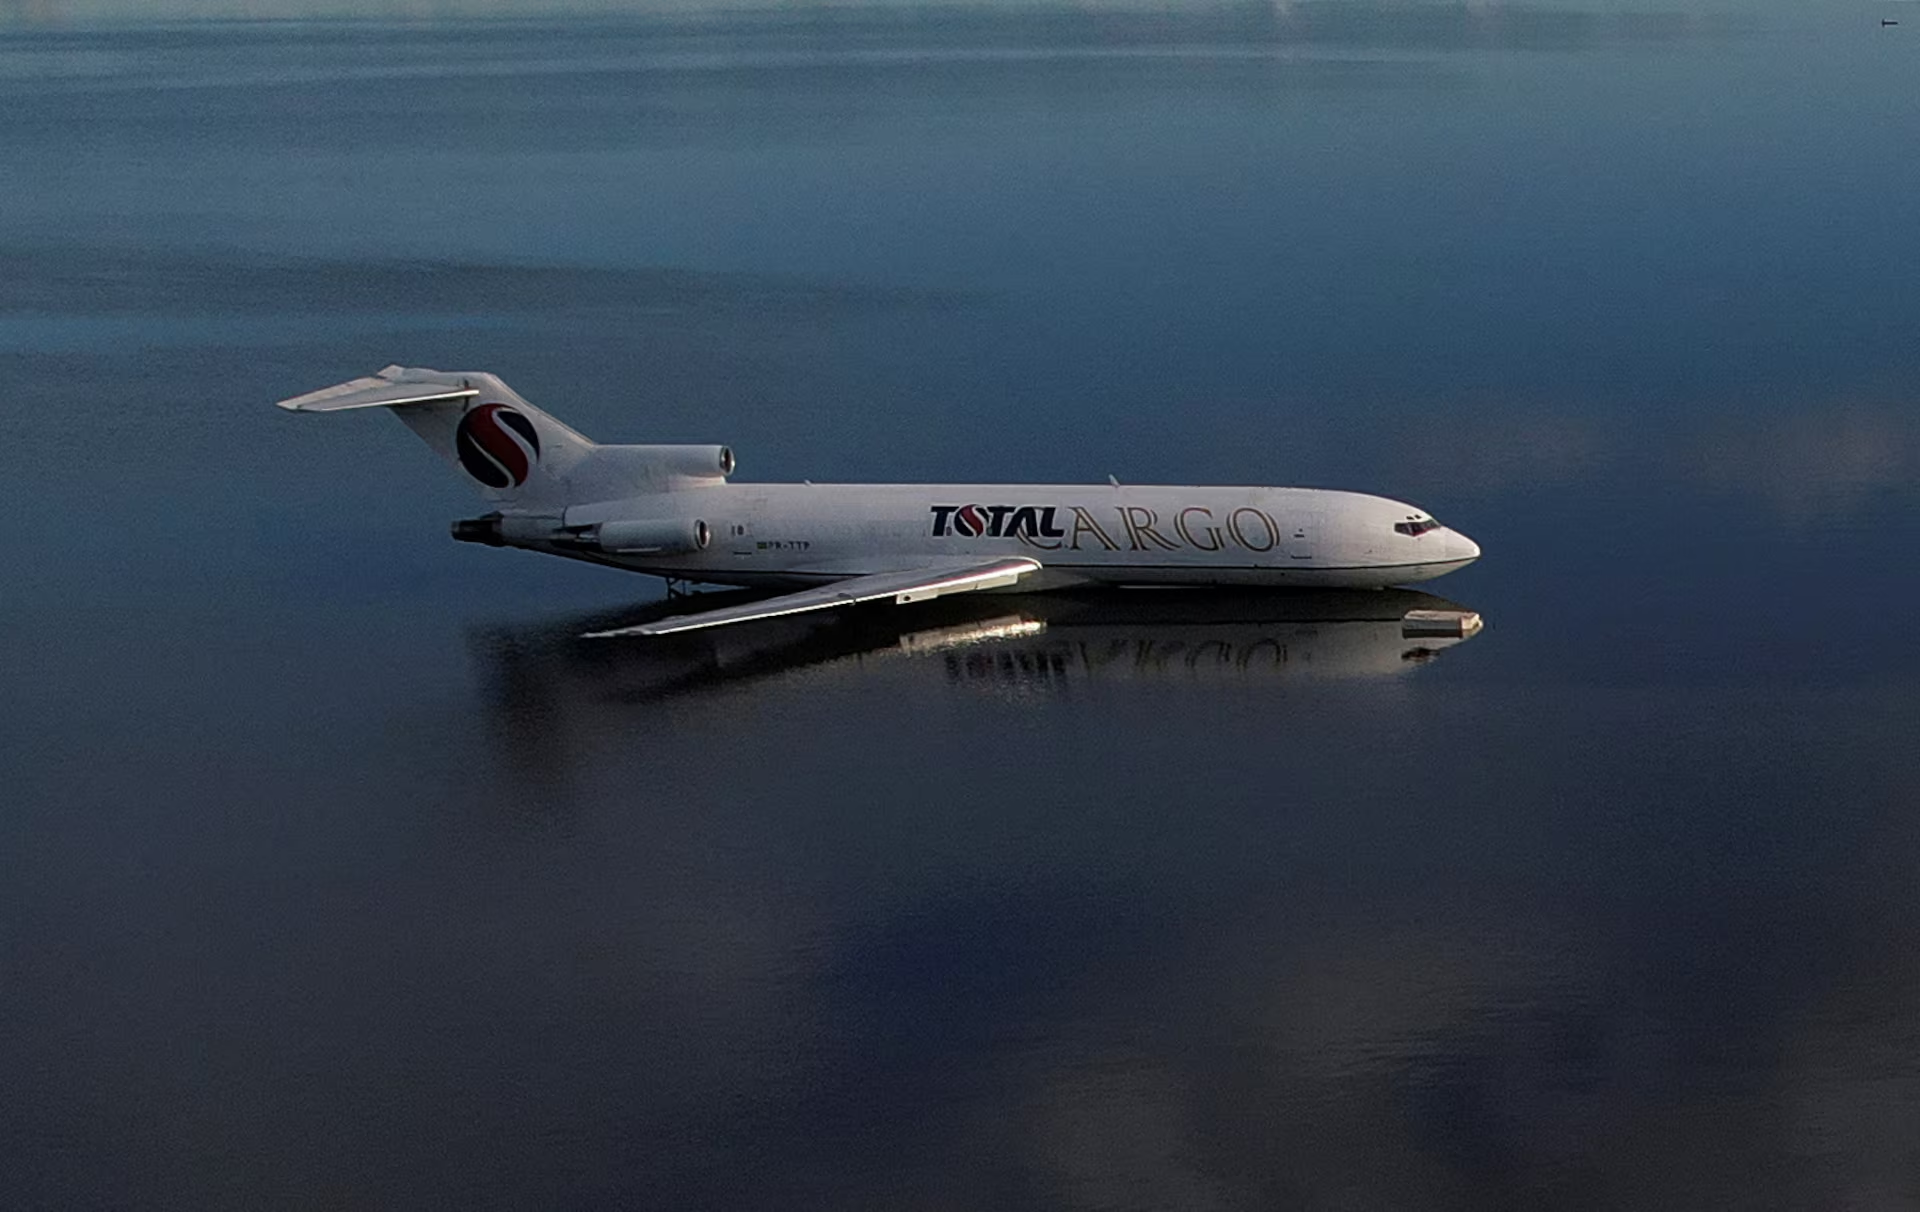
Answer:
[601, 444, 735, 489]
[453, 513, 712, 556]
[574, 518, 712, 555]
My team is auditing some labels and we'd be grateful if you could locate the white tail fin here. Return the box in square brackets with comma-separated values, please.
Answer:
[279, 366, 737, 515]
[278, 365, 594, 510]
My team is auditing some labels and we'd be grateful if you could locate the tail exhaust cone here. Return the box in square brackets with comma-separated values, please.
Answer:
[452, 515, 505, 546]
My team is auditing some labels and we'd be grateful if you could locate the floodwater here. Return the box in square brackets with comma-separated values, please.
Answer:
[5, 8, 1920, 1208]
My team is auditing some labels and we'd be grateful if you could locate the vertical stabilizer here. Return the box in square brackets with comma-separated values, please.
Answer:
[278, 365, 594, 511]
[278, 366, 736, 511]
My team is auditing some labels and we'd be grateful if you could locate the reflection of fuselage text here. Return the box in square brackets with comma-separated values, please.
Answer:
[929, 503, 1293, 553]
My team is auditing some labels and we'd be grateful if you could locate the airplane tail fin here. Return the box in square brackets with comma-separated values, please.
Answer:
[278, 365, 593, 510]
[278, 366, 736, 512]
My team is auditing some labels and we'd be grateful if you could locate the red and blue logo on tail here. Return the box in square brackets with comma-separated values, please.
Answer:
[455, 403, 541, 489]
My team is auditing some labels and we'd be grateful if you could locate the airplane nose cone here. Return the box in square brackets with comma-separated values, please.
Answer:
[1447, 529, 1482, 562]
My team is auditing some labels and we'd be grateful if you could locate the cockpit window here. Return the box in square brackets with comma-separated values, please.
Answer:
[1395, 518, 1442, 537]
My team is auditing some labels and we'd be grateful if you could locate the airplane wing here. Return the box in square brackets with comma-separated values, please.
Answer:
[582, 557, 1044, 638]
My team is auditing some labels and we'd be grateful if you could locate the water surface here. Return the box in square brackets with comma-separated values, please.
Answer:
[5, 9, 1920, 1208]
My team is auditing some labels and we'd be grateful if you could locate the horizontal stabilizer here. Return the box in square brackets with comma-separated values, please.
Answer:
[277, 369, 478, 413]
[585, 557, 1044, 638]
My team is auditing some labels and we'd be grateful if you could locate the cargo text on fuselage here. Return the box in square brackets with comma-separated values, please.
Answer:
[929, 502, 1294, 553]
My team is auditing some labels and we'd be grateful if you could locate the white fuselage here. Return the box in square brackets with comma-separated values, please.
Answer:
[535, 483, 1481, 591]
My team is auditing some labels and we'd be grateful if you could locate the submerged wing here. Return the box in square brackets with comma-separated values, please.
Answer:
[584, 557, 1044, 638]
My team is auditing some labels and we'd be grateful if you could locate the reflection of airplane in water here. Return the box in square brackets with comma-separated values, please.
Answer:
[472, 589, 1485, 715]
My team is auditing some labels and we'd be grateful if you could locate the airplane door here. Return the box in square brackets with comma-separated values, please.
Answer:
[1283, 513, 1320, 561]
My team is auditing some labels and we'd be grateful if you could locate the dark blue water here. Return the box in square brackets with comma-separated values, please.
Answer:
[6, 8, 1920, 1207]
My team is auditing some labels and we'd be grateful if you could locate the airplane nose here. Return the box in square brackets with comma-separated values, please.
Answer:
[1447, 529, 1481, 562]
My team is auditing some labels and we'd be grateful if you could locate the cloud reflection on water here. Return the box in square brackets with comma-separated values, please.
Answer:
[1385, 394, 1920, 529]
[1691, 403, 1916, 527]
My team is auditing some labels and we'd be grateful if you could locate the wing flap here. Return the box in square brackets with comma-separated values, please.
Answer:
[584, 557, 1044, 638]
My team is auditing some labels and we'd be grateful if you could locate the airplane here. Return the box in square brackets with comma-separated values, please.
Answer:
[278, 365, 1481, 636]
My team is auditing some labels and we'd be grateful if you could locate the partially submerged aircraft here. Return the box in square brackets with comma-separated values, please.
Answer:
[278, 366, 1481, 635]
